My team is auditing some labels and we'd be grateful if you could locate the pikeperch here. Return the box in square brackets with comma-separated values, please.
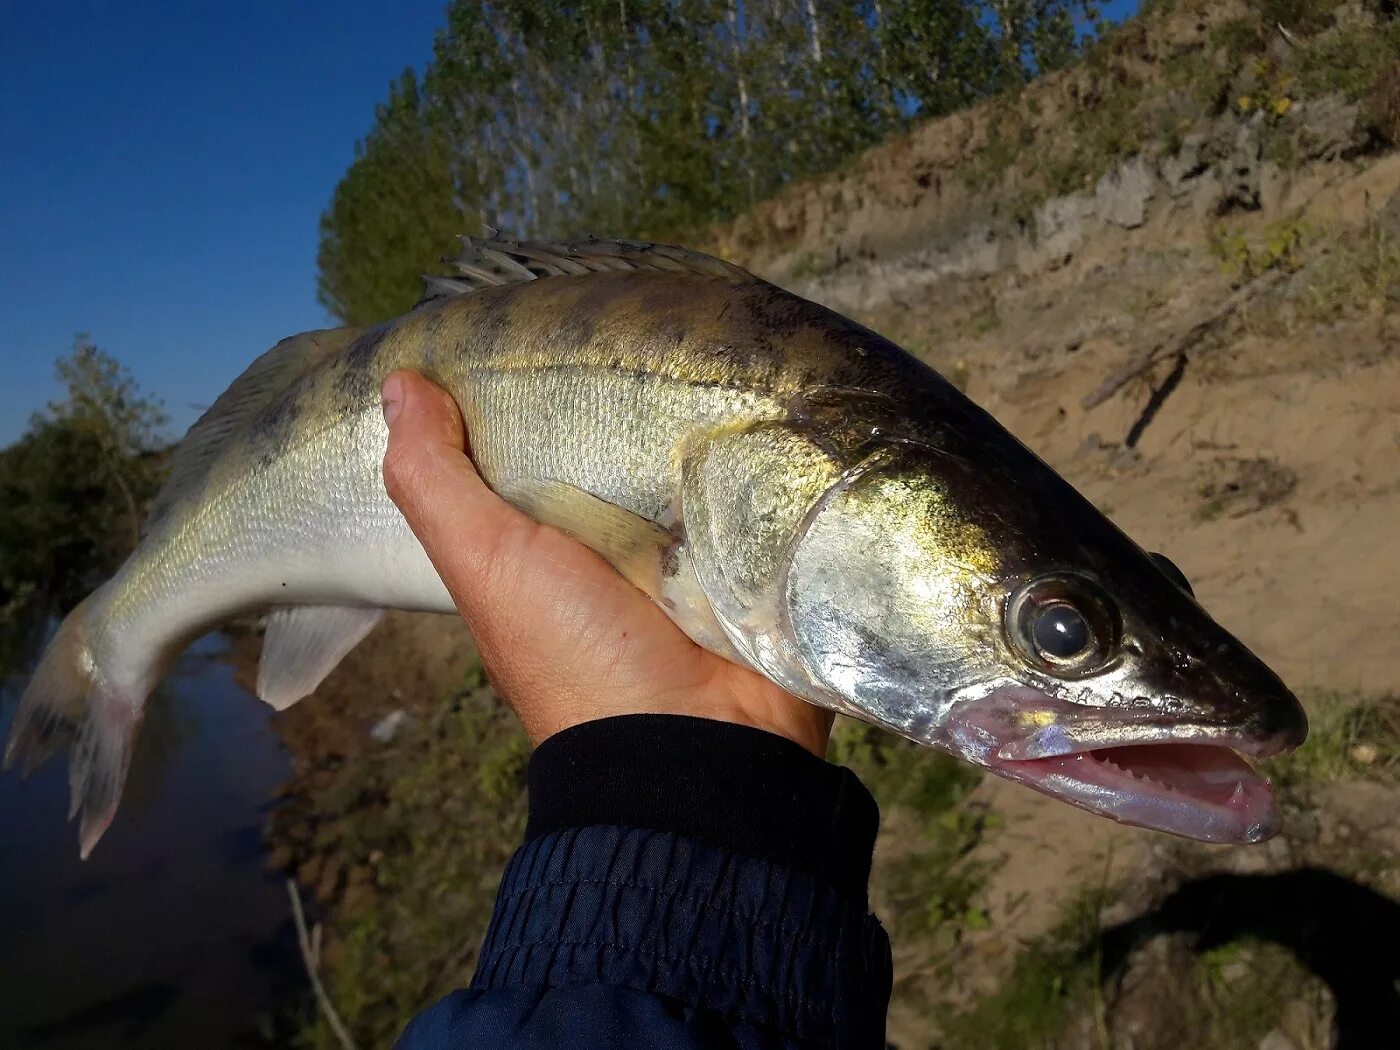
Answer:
[4, 237, 1308, 856]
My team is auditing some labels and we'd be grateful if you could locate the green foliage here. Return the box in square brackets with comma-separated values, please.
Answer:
[1295, 15, 1400, 103]
[1208, 219, 1307, 280]
[317, 0, 1098, 324]
[1272, 692, 1400, 792]
[1301, 218, 1400, 321]
[0, 338, 166, 666]
[1193, 940, 1328, 1049]
[941, 877, 1332, 1050]
[316, 71, 465, 326]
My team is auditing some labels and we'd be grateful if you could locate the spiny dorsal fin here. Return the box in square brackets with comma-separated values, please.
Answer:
[148, 327, 362, 523]
[417, 235, 758, 307]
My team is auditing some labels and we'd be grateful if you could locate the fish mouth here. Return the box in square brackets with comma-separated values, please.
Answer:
[943, 686, 1306, 844]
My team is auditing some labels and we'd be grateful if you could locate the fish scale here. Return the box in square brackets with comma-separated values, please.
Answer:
[3, 236, 1307, 857]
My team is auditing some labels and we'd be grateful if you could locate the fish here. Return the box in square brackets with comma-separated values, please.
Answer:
[3, 236, 1308, 857]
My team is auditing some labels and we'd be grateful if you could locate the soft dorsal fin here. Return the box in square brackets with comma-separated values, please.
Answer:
[417, 235, 758, 307]
[148, 327, 362, 523]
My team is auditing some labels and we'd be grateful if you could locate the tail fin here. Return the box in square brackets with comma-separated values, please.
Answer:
[2, 597, 143, 859]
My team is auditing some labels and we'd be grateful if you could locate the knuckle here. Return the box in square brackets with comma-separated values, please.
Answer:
[381, 444, 421, 506]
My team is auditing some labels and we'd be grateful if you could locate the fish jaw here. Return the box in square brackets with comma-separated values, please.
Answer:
[941, 685, 1306, 844]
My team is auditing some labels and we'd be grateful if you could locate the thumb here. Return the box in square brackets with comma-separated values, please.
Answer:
[379, 369, 541, 623]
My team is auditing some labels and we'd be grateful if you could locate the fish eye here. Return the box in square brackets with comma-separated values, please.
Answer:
[1006, 574, 1118, 677]
[1032, 603, 1090, 659]
[1149, 552, 1195, 597]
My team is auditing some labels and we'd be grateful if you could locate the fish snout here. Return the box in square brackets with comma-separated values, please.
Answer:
[1234, 684, 1309, 759]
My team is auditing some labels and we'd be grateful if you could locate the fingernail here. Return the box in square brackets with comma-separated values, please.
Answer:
[381, 374, 403, 427]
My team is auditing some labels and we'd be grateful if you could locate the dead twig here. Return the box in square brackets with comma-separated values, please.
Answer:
[1081, 269, 1290, 410]
[288, 879, 359, 1050]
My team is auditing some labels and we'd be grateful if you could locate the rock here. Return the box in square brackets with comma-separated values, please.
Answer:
[1220, 956, 1252, 985]
[1295, 95, 1362, 162]
[1099, 900, 1137, 928]
[1032, 192, 1096, 264]
[1096, 155, 1156, 228]
[370, 709, 409, 743]
[1258, 1028, 1298, 1050]
[1221, 113, 1263, 211]
[936, 221, 1006, 279]
[1160, 133, 1210, 197]
[1279, 999, 1318, 1044]
[1349, 743, 1379, 765]
[1281, 807, 1319, 844]
[1108, 446, 1142, 472]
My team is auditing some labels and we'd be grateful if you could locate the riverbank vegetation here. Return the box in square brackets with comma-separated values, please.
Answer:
[0, 338, 165, 675]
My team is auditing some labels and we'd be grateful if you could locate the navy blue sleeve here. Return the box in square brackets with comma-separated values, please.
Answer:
[395, 714, 892, 1049]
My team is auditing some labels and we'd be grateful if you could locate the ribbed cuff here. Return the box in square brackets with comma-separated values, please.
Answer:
[471, 825, 892, 1047]
[524, 714, 880, 900]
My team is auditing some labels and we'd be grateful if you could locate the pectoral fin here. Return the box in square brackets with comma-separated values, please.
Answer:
[494, 477, 676, 599]
[257, 606, 384, 711]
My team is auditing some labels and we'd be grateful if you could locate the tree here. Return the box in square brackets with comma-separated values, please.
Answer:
[0, 338, 167, 659]
[315, 1, 1096, 326]
[316, 71, 465, 326]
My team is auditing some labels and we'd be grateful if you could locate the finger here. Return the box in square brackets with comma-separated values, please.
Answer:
[380, 370, 543, 618]
[380, 371, 650, 642]
[379, 370, 691, 735]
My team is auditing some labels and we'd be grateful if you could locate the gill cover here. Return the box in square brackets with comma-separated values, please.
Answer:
[782, 448, 1005, 737]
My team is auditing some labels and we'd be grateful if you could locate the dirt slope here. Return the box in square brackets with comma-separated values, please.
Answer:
[268, 4, 1400, 1045]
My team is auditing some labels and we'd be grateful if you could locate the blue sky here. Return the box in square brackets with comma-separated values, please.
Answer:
[1, 0, 1140, 448]
[0, 1, 447, 446]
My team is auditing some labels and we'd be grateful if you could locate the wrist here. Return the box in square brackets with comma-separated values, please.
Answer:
[524, 713, 879, 898]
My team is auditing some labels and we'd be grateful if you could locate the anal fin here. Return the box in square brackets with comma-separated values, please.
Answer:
[257, 606, 383, 711]
[495, 478, 676, 599]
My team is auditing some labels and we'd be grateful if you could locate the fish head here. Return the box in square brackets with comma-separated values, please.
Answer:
[783, 442, 1307, 844]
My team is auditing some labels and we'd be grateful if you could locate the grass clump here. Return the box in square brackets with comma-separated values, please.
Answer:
[302, 673, 530, 1049]
[830, 721, 992, 948]
[1295, 16, 1400, 106]
[1208, 218, 1308, 281]
[1193, 939, 1332, 1050]
[1273, 692, 1400, 793]
[939, 880, 1336, 1050]
[938, 883, 1115, 1050]
[1301, 220, 1400, 321]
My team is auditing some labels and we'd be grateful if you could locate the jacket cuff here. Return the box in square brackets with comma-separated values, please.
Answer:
[471, 826, 892, 1047]
[524, 714, 880, 899]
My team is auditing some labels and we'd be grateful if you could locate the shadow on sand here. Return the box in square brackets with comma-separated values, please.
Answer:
[1096, 867, 1400, 1049]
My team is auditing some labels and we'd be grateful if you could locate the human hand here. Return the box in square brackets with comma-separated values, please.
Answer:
[380, 370, 834, 757]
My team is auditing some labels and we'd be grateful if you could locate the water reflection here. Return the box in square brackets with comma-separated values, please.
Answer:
[0, 634, 297, 1049]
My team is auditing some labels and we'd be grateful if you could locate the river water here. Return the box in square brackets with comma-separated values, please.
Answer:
[0, 633, 298, 1048]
